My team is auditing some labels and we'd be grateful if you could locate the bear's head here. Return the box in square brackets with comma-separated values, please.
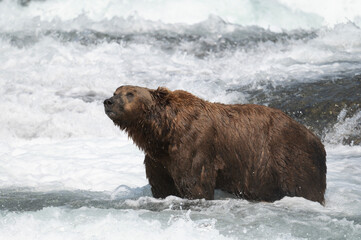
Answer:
[104, 85, 170, 128]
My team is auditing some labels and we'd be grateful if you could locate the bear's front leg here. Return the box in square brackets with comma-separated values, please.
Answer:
[171, 154, 216, 200]
[144, 154, 180, 198]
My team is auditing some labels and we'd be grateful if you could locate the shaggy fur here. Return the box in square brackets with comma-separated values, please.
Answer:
[104, 85, 327, 204]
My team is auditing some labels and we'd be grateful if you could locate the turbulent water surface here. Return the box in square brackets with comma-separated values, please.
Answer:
[1, 0, 361, 239]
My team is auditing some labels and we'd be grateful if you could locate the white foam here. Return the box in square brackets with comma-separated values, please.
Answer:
[279, 0, 361, 27]
[324, 109, 361, 145]
[323, 145, 361, 215]
[0, 0, 327, 31]
[0, 137, 147, 191]
[0, 208, 230, 240]
[1, 0, 360, 33]
[2, 22, 361, 141]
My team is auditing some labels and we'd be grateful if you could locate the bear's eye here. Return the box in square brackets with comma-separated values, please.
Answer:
[126, 92, 134, 102]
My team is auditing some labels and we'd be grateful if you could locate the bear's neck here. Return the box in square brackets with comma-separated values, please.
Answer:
[124, 109, 173, 159]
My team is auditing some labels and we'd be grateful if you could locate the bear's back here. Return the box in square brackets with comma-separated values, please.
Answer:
[208, 103, 326, 203]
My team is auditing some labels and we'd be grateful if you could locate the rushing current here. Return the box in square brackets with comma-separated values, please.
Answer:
[1, 0, 361, 239]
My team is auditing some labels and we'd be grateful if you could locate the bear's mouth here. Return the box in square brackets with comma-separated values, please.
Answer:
[105, 109, 116, 118]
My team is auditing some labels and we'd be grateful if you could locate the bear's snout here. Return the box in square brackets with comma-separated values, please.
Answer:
[104, 98, 114, 107]
[104, 97, 117, 117]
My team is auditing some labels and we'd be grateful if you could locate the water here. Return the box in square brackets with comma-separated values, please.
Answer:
[0, 0, 361, 239]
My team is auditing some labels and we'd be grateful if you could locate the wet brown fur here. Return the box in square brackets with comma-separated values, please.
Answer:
[104, 85, 327, 204]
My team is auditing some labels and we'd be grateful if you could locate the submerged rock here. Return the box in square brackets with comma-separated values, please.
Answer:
[242, 75, 361, 145]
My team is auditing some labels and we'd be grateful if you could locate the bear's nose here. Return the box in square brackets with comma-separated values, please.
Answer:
[104, 98, 114, 107]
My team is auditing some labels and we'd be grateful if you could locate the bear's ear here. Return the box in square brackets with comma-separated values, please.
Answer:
[151, 87, 171, 104]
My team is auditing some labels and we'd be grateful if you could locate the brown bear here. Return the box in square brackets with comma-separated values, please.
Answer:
[104, 85, 327, 205]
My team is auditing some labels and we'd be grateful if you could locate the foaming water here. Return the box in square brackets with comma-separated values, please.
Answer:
[0, 0, 324, 31]
[279, 0, 361, 27]
[1, 0, 361, 239]
[0, 207, 234, 240]
[1, 188, 361, 239]
[0, 137, 146, 191]
[325, 110, 361, 145]
[1, 139, 361, 239]
[1, 22, 361, 140]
